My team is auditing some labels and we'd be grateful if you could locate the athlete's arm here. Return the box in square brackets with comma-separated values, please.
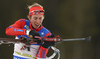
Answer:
[5, 19, 27, 36]
[36, 32, 53, 58]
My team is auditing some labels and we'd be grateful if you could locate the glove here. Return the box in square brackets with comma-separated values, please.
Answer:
[42, 34, 55, 48]
[29, 30, 40, 38]
[26, 30, 41, 44]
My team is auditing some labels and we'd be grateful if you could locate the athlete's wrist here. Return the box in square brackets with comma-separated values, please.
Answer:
[26, 29, 31, 35]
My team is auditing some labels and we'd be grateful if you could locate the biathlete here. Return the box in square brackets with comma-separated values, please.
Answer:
[6, 3, 55, 59]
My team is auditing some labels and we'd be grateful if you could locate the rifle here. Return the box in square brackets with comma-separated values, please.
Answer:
[0, 35, 91, 45]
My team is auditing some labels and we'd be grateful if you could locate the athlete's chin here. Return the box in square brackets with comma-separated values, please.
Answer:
[34, 26, 40, 29]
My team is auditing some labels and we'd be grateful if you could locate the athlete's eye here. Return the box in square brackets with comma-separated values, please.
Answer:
[34, 17, 37, 20]
[39, 17, 42, 20]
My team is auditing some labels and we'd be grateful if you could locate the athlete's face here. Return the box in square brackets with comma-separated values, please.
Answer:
[29, 14, 44, 29]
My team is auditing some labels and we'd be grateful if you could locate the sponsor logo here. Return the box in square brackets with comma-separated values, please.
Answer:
[15, 51, 36, 58]
[41, 32, 44, 35]
[14, 29, 23, 32]
[24, 25, 29, 29]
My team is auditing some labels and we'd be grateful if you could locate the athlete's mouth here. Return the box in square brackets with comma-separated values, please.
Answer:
[35, 24, 40, 27]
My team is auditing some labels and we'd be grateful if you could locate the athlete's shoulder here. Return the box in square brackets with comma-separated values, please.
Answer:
[38, 26, 51, 36]
[41, 27, 51, 36]
[18, 18, 29, 23]
[14, 19, 30, 27]
[42, 27, 50, 32]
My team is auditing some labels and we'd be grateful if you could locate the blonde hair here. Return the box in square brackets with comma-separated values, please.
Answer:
[27, 3, 43, 10]
[27, 3, 44, 19]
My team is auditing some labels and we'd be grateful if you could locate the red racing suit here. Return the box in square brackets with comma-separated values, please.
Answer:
[6, 19, 51, 59]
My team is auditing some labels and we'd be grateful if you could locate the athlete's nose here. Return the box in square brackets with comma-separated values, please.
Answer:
[36, 19, 40, 23]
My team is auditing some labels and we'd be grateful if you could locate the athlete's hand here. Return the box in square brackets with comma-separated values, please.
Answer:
[26, 30, 41, 44]
[42, 34, 55, 48]
[29, 30, 40, 38]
